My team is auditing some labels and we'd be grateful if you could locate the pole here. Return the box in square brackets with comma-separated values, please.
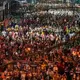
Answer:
[8, 2, 9, 18]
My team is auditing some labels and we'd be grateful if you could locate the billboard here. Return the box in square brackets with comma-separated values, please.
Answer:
[71, 0, 80, 4]
[75, 0, 80, 4]
[27, 0, 36, 4]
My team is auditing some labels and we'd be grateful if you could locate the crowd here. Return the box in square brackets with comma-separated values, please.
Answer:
[0, 14, 80, 80]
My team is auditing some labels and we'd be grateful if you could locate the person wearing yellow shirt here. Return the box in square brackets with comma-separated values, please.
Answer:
[41, 63, 46, 70]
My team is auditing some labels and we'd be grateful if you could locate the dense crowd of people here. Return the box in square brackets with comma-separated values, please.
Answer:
[0, 14, 80, 80]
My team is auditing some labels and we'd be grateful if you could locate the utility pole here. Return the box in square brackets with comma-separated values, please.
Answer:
[3, 1, 7, 20]
[71, 0, 75, 16]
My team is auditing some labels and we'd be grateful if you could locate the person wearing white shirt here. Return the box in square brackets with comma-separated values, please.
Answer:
[2, 30, 6, 37]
